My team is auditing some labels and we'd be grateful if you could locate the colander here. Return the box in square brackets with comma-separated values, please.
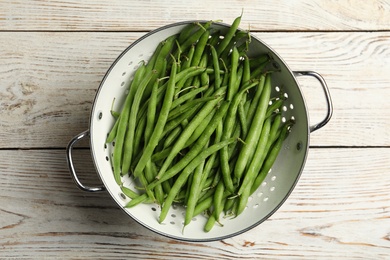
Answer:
[66, 20, 332, 242]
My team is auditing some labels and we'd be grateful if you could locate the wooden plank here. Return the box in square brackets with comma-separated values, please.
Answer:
[0, 148, 389, 259]
[0, 0, 389, 31]
[1, 31, 389, 148]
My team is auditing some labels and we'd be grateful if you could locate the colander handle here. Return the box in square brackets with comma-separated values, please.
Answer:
[66, 130, 106, 192]
[293, 71, 333, 132]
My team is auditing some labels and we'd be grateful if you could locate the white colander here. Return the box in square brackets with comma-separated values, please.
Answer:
[66, 21, 332, 242]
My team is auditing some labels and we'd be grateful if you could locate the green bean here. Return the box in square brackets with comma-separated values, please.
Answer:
[155, 87, 226, 180]
[183, 44, 195, 65]
[213, 181, 225, 222]
[246, 74, 265, 127]
[267, 115, 283, 151]
[171, 85, 208, 108]
[110, 109, 120, 119]
[145, 42, 162, 71]
[223, 196, 236, 214]
[132, 112, 147, 160]
[120, 185, 139, 199]
[204, 214, 217, 232]
[209, 44, 222, 89]
[190, 29, 210, 67]
[159, 137, 237, 223]
[236, 63, 244, 84]
[227, 46, 240, 101]
[234, 73, 272, 180]
[124, 193, 148, 208]
[153, 35, 177, 73]
[145, 79, 158, 145]
[216, 15, 242, 55]
[193, 195, 213, 217]
[161, 179, 172, 195]
[106, 115, 119, 143]
[242, 55, 251, 85]
[142, 35, 176, 102]
[145, 160, 164, 205]
[133, 59, 178, 178]
[237, 100, 248, 138]
[184, 154, 207, 227]
[201, 121, 222, 182]
[121, 70, 155, 175]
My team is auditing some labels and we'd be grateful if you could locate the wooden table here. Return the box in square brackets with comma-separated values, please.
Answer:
[1, 1, 389, 259]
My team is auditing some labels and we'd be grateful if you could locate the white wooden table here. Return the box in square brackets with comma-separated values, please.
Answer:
[1, 1, 389, 259]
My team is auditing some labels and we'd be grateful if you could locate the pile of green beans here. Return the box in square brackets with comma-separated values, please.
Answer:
[106, 15, 293, 232]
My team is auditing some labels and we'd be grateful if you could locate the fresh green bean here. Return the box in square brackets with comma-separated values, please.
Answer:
[145, 79, 158, 145]
[190, 29, 210, 67]
[227, 46, 240, 101]
[106, 115, 119, 143]
[204, 214, 217, 232]
[246, 74, 265, 128]
[133, 59, 178, 178]
[184, 154, 207, 227]
[234, 73, 272, 180]
[121, 70, 154, 175]
[213, 181, 225, 222]
[209, 44, 222, 89]
[216, 15, 242, 55]
[132, 112, 147, 160]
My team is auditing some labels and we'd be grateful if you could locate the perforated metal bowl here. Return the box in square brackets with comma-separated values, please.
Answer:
[66, 21, 332, 242]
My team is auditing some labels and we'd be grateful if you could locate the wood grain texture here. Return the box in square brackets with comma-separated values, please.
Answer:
[1, 31, 389, 148]
[0, 0, 389, 31]
[0, 148, 389, 259]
